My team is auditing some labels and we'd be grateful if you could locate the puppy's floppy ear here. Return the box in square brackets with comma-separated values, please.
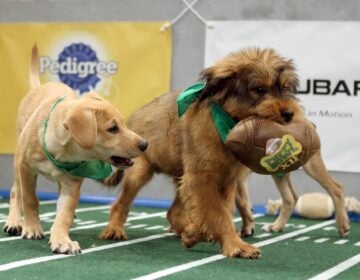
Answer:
[198, 66, 228, 101]
[198, 65, 243, 102]
[63, 108, 97, 150]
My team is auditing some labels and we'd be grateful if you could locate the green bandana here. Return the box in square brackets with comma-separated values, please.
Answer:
[41, 97, 112, 180]
[177, 83, 236, 142]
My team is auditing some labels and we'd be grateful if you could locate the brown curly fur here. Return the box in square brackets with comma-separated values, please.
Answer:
[100, 47, 303, 258]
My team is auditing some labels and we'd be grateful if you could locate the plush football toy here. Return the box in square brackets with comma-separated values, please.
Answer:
[225, 117, 321, 175]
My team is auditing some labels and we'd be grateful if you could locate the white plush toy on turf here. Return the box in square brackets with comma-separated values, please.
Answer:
[267, 192, 360, 219]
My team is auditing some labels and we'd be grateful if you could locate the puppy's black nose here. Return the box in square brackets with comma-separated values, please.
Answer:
[138, 140, 148, 152]
[281, 109, 294, 123]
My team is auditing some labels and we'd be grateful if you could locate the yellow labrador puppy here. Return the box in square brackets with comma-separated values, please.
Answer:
[3, 45, 147, 254]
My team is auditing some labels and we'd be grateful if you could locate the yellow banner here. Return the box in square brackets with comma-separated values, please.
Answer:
[0, 22, 172, 154]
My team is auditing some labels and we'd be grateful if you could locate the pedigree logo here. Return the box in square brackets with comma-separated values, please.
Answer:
[39, 43, 118, 94]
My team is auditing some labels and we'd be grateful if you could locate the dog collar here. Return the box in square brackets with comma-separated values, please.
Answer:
[41, 96, 112, 179]
[177, 83, 236, 142]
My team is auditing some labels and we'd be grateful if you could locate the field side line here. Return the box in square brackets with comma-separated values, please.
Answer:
[0, 211, 167, 242]
[0, 232, 175, 272]
[132, 220, 335, 280]
[307, 253, 360, 280]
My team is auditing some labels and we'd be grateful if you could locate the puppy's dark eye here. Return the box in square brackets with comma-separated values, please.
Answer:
[107, 124, 119, 134]
[255, 87, 269, 95]
[283, 86, 292, 93]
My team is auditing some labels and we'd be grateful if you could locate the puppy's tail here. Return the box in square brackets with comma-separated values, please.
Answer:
[98, 169, 124, 187]
[29, 43, 41, 89]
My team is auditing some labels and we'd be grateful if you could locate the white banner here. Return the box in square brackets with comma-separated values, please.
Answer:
[205, 20, 360, 173]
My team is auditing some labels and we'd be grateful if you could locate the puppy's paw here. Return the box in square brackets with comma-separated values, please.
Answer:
[222, 240, 261, 259]
[99, 225, 128, 240]
[337, 218, 350, 237]
[167, 226, 181, 237]
[49, 239, 81, 255]
[3, 221, 22, 236]
[261, 223, 283, 233]
[21, 224, 45, 239]
[181, 233, 199, 248]
[181, 224, 206, 248]
[240, 225, 255, 238]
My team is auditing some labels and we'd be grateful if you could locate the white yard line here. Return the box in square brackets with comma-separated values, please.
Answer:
[234, 213, 264, 223]
[76, 220, 97, 226]
[0, 200, 58, 209]
[333, 239, 349, 245]
[314, 238, 329, 244]
[145, 225, 166, 230]
[40, 205, 111, 218]
[0, 232, 175, 272]
[38, 200, 58, 205]
[1, 205, 110, 222]
[132, 220, 336, 280]
[254, 233, 272, 238]
[295, 236, 310, 242]
[129, 224, 148, 229]
[0, 211, 167, 242]
[307, 253, 360, 280]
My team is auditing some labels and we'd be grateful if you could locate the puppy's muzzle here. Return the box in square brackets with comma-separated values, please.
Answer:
[281, 109, 294, 123]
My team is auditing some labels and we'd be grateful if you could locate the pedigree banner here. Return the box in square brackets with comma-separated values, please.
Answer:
[206, 21, 360, 172]
[0, 22, 171, 154]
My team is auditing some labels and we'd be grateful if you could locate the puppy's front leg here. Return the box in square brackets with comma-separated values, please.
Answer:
[100, 157, 153, 241]
[49, 177, 82, 254]
[19, 162, 44, 239]
[262, 174, 296, 233]
[179, 173, 260, 258]
[4, 180, 23, 236]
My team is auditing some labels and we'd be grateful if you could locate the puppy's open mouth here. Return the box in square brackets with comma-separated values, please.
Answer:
[110, 156, 134, 168]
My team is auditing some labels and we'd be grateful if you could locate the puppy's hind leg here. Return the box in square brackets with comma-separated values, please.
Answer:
[18, 162, 44, 239]
[235, 168, 254, 237]
[100, 157, 153, 240]
[49, 177, 82, 254]
[303, 151, 350, 237]
[262, 173, 296, 233]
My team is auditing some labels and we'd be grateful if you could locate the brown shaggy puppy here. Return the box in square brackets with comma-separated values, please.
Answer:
[100, 47, 303, 258]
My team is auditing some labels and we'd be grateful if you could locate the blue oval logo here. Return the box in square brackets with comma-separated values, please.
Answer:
[39, 43, 119, 94]
[58, 43, 100, 93]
